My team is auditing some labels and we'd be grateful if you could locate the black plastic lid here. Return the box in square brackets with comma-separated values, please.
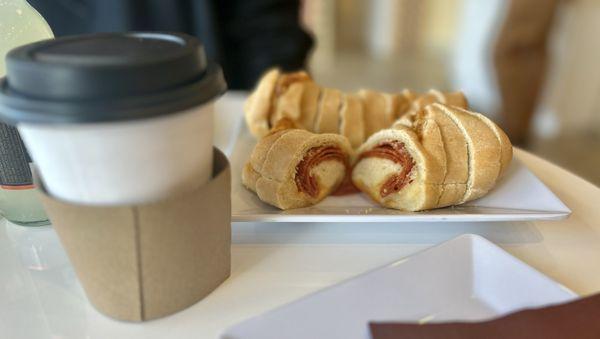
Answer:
[0, 32, 226, 124]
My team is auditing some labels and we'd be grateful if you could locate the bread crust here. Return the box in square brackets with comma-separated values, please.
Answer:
[381, 93, 399, 123]
[436, 104, 502, 203]
[244, 70, 511, 210]
[362, 103, 508, 209]
[248, 129, 290, 174]
[388, 90, 416, 124]
[244, 68, 281, 138]
[359, 90, 393, 137]
[468, 112, 513, 177]
[352, 126, 444, 211]
[244, 67, 471, 146]
[413, 117, 447, 207]
[422, 104, 469, 207]
[242, 129, 353, 209]
[242, 162, 261, 192]
[245, 98, 511, 211]
[444, 91, 469, 108]
[314, 88, 342, 133]
[270, 82, 304, 127]
[340, 94, 365, 148]
[394, 90, 469, 129]
[298, 82, 321, 130]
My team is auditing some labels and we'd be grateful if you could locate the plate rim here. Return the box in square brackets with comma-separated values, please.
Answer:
[231, 210, 571, 222]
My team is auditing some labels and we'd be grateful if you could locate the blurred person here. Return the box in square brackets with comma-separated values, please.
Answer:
[453, 0, 560, 145]
[28, 0, 313, 90]
[493, 0, 560, 145]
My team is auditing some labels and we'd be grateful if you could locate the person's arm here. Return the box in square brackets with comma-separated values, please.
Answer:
[493, 0, 560, 144]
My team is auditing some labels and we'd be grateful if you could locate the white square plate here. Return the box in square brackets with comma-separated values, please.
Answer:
[216, 93, 570, 222]
[230, 125, 570, 222]
[221, 234, 577, 339]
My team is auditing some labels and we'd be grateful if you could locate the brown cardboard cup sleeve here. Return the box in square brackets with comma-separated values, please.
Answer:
[37, 148, 231, 322]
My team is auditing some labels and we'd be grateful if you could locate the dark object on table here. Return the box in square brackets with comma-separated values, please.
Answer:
[28, 0, 313, 90]
[370, 292, 600, 339]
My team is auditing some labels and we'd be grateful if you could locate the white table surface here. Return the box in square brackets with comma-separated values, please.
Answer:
[1, 93, 600, 339]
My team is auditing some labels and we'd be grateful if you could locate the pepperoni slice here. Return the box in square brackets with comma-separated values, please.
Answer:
[358, 141, 415, 197]
[295, 146, 347, 198]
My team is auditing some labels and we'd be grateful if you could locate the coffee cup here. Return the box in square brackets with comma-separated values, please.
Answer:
[0, 32, 226, 205]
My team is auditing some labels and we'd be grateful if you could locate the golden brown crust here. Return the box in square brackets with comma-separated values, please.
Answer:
[273, 71, 311, 96]
[298, 82, 321, 130]
[382, 93, 401, 122]
[469, 112, 513, 178]
[340, 94, 365, 148]
[352, 126, 444, 211]
[244, 67, 471, 143]
[444, 91, 469, 108]
[353, 103, 510, 210]
[244, 69, 313, 139]
[389, 90, 417, 124]
[242, 128, 353, 210]
[402, 89, 418, 102]
[436, 104, 502, 203]
[242, 162, 261, 192]
[244, 70, 512, 211]
[496, 127, 513, 177]
[394, 90, 469, 129]
[244, 68, 281, 138]
[314, 88, 342, 133]
[414, 117, 447, 198]
[421, 104, 469, 207]
[248, 129, 290, 174]
[359, 90, 394, 137]
[270, 82, 304, 127]
[245, 99, 511, 211]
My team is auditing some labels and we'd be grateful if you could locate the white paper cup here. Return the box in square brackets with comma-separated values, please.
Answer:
[0, 32, 227, 205]
[18, 103, 214, 205]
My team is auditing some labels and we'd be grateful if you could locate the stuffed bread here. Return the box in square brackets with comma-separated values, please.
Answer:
[431, 104, 504, 202]
[242, 127, 353, 209]
[394, 89, 469, 128]
[352, 103, 512, 210]
[339, 93, 366, 148]
[314, 88, 342, 134]
[245, 69, 312, 138]
[352, 125, 445, 211]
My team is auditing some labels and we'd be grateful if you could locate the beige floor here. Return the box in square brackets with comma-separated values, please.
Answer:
[310, 52, 600, 187]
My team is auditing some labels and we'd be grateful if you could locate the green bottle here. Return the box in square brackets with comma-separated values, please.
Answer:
[0, 0, 53, 226]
